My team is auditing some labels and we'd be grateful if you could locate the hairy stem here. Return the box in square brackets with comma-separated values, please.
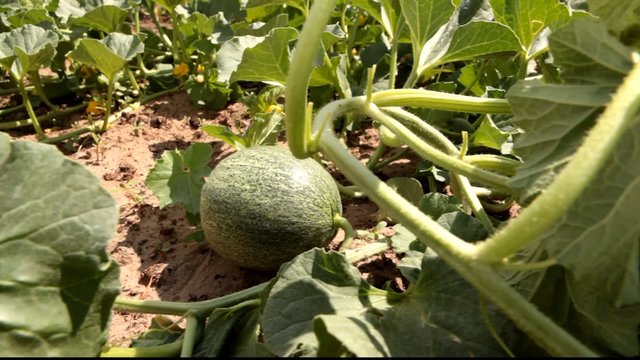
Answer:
[473, 60, 640, 262]
[286, 0, 338, 158]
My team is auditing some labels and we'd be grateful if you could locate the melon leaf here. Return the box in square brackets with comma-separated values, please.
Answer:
[0, 132, 120, 356]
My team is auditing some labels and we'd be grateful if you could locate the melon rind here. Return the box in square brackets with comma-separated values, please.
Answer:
[200, 146, 342, 271]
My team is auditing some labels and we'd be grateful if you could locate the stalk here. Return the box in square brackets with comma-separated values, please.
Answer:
[100, 77, 116, 132]
[371, 89, 513, 114]
[14, 74, 46, 140]
[0, 103, 88, 130]
[285, 0, 338, 158]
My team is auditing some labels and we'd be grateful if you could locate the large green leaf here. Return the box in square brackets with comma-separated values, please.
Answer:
[588, 0, 640, 44]
[193, 301, 268, 357]
[489, 0, 575, 54]
[528, 110, 640, 355]
[506, 19, 640, 356]
[229, 27, 298, 85]
[69, 5, 128, 33]
[262, 248, 512, 356]
[68, 32, 144, 79]
[436, 20, 521, 64]
[415, 13, 521, 76]
[400, 0, 455, 56]
[144, 142, 213, 215]
[0, 132, 120, 356]
[0, 24, 58, 78]
[506, 19, 632, 203]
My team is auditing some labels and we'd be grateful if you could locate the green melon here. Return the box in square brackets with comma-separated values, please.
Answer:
[200, 146, 342, 271]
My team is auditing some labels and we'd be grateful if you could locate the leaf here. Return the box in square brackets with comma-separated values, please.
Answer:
[436, 211, 487, 242]
[470, 115, 510, 151]
[216, 34, 269, 83]
[243, 112, 285, 147]
[235, 13, 289, 37]
[386, 177, 424, 206]
[201, 124, 247, 149]
[489, 0, 575, 52]
[416, 17, 521, 76]
[418, 192, 463, 220]
[193, 302, 266, 357]
[314, 315, 390, 357]
[262, 249, 389, 356]
[507, 19, 640, 356]
[229, 27, 298, 85]
[68, 33, 144, 79]
[0, 132, 120, 356]
[436, 20, 521, 64]
[399, 0, 455, 57]
[389, 223, 424, 254]
[6, 8, 55, 28]
[144, 143, 213, 214]
[262, 248, 513, 357]
[588, 0, 640, 43]
[69, 5, 128, 33]
[0, 24, 58, 78]
[185, 73, 231, 110]
[506, 19, 633, 203]
[526, 108, 640, 355]
[380, 253, 515, 356]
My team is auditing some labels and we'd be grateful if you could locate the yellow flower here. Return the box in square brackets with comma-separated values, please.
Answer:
[172, 63, 190, 77]
[195, 74, 205, 83]
[267, 104, 283, 113]
[86, 100, 104, 114]
[196, 64, 205, 73]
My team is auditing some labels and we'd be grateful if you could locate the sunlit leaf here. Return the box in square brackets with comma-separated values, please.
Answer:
[68, 33, 144, 79]
[145, 143, 213, 214]
[0, 24, 58, 78]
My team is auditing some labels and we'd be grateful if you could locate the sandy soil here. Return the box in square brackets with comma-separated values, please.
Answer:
[2, 91, 415, 346]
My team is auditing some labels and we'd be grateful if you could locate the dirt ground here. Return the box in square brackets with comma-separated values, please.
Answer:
[3, 91, 417, 347]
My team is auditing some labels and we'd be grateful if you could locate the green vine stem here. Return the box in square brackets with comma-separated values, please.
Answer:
[13, 73, 46, 139]
[30, 71, 59, 110]
[286, 0, 338, 158]
[363, 104, 513, 193]
[380, 107, 457, 153]
[463, 154, 521, 176]
[180, 313, 199, 357]
[37, 86, 182, 144]
[316, 129, 596, 356]
[0, 102, 88, 130]
[113, 282, 268, 317]
[100, 77, 116, 132]
[336, 183, 366, 198]
[334, 213, 357, 251]
[285, 3, 601, 354]
[473, 59, 640, 262]
[366, 141, 386, 169]
[370, 147, 409, 171]
[371, 89, 513, 114]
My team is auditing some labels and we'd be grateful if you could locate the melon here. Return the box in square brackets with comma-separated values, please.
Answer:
[200, 146, 342, 271]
